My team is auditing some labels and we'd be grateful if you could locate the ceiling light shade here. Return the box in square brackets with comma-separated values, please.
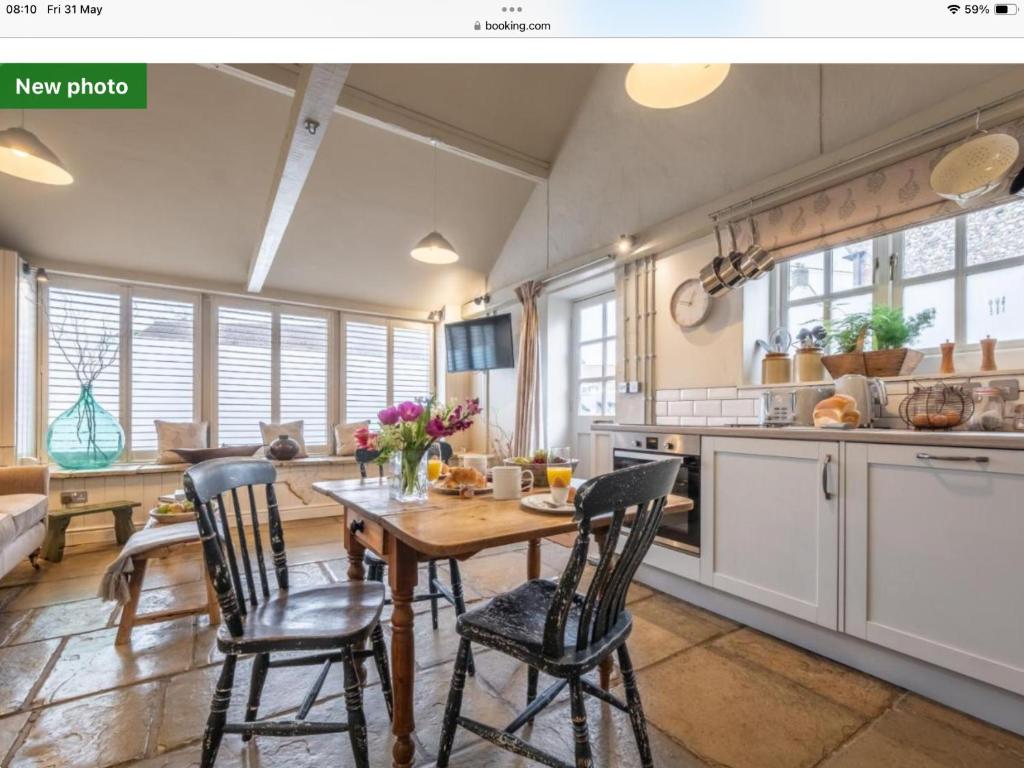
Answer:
[0, 127, 73, 185]
[625, 64, 731, 109]
[411, 231, 459, 264]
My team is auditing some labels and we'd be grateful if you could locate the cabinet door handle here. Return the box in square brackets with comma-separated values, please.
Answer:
[916, 452, 990, 464]
[821, 454, 833, 500]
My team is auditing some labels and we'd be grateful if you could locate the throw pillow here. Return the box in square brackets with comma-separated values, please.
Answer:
[259, 420, 308, 459]
[334, 421, 370, 456]
[155, 421, 209, 464]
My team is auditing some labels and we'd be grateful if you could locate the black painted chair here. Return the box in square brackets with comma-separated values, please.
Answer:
[436, 458, 681, 768]
[183, 458, 393, 768]
[356, 442, 477, 675]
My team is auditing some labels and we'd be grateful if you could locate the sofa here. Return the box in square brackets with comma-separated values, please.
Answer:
[0, 466, 48, 579]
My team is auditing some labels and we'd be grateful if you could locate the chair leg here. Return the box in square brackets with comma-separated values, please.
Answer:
[437, 637, 472, 767]
[366, 557, 385, 583]
[447, 559, 475, 676]
[371, 622, 394, 721]
[27, 548, 40, 570]
[526, 666, 539, 713]
[427, 560, 441, 630]
[617, 644, 653, 768]
[242, 652, 270, 741]
[569, 676, 594, 768]
[342, 645, 370, 768]
[201, 653, 237, 768]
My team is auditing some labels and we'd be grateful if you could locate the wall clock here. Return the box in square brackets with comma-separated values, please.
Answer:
[670, 279, 712, 329]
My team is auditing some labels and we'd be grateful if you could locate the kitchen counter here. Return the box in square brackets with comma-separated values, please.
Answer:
[594, 422, 1024, 450]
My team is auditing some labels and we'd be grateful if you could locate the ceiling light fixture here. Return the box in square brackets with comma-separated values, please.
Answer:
[0, 112, 73, 186]
[615, 234, 637, 255]
[625, 64, 731, 110]
[411, 140, 459, 265]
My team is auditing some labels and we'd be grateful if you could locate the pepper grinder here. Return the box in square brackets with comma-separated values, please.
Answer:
[979, 335, 998, 372]
[939, 340, 955, 375]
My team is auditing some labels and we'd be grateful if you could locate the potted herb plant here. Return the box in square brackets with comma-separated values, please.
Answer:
[822, 307, 935, 379]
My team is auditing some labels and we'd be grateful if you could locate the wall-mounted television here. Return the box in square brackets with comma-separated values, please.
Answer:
[445, 314, 515, 372]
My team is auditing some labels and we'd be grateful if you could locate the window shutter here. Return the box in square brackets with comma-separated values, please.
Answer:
[280, 313, 329, 447]
[131, 296, 196, 452]
[47, 286, 121, 431]
[217, 305, 272, 445]
[392, 325, 433, 404]
[345, 320, 388, 425]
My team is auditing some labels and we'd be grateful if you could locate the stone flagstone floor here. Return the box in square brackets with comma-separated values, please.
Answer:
[0, 516, 1022, 767]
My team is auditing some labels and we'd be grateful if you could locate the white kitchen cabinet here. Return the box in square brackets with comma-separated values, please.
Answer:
[700, 437, 840, 629]
[845, 443, 1024, 696]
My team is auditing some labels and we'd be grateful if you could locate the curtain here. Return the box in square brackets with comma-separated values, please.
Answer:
[729, 116, 1024, 262]
[512, 280, 543, 458]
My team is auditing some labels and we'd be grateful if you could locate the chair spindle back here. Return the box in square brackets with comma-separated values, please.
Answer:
[183, 458, 287, 637]
[542, 459, 680, 657]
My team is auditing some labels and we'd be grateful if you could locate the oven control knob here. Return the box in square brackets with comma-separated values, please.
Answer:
[664, 442, 675, 451]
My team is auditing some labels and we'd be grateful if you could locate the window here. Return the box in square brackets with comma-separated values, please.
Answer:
[780, 240, 875, 344]
[344, 317, 434, 425]
[214, 303, 332, 449]
[573, 294, 616, 417]
[131, 296, 196, 452]
[775, 199, 1024, 353]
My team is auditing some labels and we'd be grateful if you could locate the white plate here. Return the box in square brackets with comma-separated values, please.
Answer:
[520, 493, 574, 514]
[431, 481, 493, 496]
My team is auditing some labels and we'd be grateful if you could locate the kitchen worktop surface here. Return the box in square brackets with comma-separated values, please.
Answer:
[594, 422, 1024, 450]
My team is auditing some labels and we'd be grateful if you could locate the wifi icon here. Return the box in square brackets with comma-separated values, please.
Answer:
[948, 3, 961, 11]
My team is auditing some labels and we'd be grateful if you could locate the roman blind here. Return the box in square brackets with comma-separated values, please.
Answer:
[392, 324, 433, 404]
[345, 319, 388, 425]
[217, 305, 272, 445]
[47, 285, 121, 430]
[280, 312, 329, 447]
[131, 296, 196, 452]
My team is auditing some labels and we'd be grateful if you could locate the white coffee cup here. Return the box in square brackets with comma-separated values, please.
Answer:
[491, 466, 534, 500]
[463, 454, 489, 477]
[549, 484, 570, 507]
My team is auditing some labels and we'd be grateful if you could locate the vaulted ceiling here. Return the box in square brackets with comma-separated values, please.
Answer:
[0, 63, 597, 310]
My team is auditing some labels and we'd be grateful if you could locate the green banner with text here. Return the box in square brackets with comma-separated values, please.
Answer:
[0, 64, 147, 108]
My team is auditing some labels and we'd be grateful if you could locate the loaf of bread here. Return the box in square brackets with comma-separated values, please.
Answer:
[813, 394, 861, 428]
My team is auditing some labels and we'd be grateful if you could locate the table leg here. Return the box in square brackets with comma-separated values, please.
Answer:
[527, 538, 541, 580]
[112, 506, 136, 545]
[41, 516, 70, 563]
[343, 509, 369, 681]
[115, 557, 148, 645]
[593, 529, 613, 690]
[389, 539, 419, 768]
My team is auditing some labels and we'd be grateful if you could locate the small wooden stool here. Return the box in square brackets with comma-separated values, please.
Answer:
[115, 521, 220, 645]
[41, 500, 141, 562]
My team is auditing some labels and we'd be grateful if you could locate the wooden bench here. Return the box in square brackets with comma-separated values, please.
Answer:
[41, 500, 141, 562]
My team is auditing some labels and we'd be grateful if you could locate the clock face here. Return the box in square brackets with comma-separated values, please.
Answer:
[670, 279, 712, 329]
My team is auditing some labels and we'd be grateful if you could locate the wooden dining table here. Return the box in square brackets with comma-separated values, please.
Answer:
[312, 476, 693, 768]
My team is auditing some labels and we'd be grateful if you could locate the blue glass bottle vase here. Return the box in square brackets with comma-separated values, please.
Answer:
[46, 386, 124, 470]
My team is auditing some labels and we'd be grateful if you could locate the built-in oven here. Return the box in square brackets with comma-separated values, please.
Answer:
[611, 432, 701, 556]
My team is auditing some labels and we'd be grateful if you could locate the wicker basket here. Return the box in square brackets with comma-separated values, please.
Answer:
[822, 348, 924, 379]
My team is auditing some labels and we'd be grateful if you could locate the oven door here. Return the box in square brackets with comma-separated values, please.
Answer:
[612, 450, 700, 556]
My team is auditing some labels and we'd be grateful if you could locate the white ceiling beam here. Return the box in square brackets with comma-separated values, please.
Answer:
[246, 64, 350, 293]
[209, 63, 549, 184]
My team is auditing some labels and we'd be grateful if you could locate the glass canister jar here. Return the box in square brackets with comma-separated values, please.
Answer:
[968, 387, 1006, 431]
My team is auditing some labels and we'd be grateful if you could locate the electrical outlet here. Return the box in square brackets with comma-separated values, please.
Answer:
[617, 382, 629, 394]
[627, 381, 642, 394]
[61, 490, 88, 506]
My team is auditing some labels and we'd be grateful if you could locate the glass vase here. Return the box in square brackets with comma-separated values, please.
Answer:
[46, 385, 125, 470]
[390, 448, 428, 503]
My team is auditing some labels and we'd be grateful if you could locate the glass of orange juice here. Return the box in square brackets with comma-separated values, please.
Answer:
[426, 443, 444, 483]
[545, 446, 573, 489]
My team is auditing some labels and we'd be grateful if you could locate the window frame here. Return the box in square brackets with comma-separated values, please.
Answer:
[571, 292, 616, 418]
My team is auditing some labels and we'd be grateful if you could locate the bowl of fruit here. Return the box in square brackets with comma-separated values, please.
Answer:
[149, 500, 195, 525]
[505, 450, 578, 488]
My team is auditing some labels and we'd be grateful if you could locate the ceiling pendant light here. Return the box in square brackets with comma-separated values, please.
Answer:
[625, 64, 731, 110]
[0, 112, 73, 185]
[411, 140, 459, 264]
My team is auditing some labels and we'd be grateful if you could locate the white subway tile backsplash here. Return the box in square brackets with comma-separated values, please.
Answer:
[737, 416, 762, 425]
[667, 401, 694, 417]
[656, 416, 680, 426]
[884, 394, 906, 419]
[708, 387, 738, 400]
[885, 381, 909, 395]
[721, 399, 755, 417]
[693, 400, 721, 417]
[707, 416, 738, 426]
[656, 389, 680, 402]
[679, 416, 708, 426]
[655, 401, 668, 416]
[680, 388, 707, 401]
